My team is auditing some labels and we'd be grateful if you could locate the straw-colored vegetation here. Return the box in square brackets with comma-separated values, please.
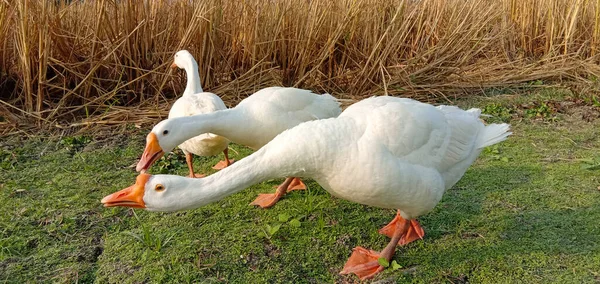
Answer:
[1, 0, 600, 132]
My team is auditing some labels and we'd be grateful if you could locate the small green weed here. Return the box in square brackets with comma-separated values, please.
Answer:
[584, 95, 600, 108]
[60, 135, 91, 152]
[482, 103, 513, 123]
[302, 187, 328, 215]
[278, 213, 302, 228]
[153, 150, 186, 174]
[0, 149, 18, 170]
[528, 79, 544, 86]
[123, 211, 176, 252]
[522, 101, 560, 121]
[580, 157, 600, 171]
[378, 257, 403, 271]
[483, 145, 509, 162]
[258, 213, 303, 241]
[259, 223, 281, 240]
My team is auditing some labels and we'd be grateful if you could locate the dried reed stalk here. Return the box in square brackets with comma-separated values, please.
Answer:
[0, 0, 599, 132]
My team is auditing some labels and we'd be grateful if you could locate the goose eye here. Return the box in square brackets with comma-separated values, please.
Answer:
[163, 130, 169, 135]
[155, 184, 165, 192]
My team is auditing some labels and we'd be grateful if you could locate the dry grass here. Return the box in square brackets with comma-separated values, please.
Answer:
[1, 0, 600, 132]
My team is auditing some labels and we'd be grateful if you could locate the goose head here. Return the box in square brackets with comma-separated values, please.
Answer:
[101, 173, 197, 212]
[171, 50, 195, 70]
[136, 119, 184, 172]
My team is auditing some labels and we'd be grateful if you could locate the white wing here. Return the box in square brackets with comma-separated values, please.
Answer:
[348, 97, 485, 173]
[240, 87, 341, 122]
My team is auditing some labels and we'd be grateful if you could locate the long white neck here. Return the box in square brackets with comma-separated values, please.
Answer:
[174, 109, 248, 146]
[157, 117, 348, 212]
[182, 59, 203, 96]
[165, 147, 283, 210]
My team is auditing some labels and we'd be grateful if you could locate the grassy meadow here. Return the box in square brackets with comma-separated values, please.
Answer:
[2, 90, 600, 283]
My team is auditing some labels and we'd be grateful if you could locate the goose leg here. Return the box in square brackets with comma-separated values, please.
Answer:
[378, 210, 425, 245]
[272, 177, 306, 191]
[340, 212, 410, 280]
[212, 147, 235, 170]
[185, 153, 205, 178]
[285, 177, 306, 192]
[250, 177, 294, 208]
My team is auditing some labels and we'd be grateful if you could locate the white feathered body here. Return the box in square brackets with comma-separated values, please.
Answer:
[259, 96, 511, 219]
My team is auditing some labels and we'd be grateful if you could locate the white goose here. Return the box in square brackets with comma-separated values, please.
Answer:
[104, 96, 511, 280]
[136, 86, 341, 207]
[165, 50, 232, 178]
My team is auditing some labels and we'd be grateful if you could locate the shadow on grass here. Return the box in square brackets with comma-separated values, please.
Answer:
[419, 163, 539, 242]
[394, 161, 600, 282]
[412, 204, 600, 282]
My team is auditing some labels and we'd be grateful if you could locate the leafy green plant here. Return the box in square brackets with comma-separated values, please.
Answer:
[1, 145, 32, 170]
[154, 150, 186, 174]
[258, 213, 303, 240]
[522, 101, 560, 121]
[587, 75, 598, 83]
[378, 257, 403, 270]
[0, 149, 17, 170]
[482, 103, 513, 123]
[484, 145, 509, 162]
[289, 218, 301, 228]
[278, 213, 290, 222]
[524, 102, 548, 118]
[528, 79, 544, 86]
[60, 135, 91, 152]
[590, 96, 600, 108]
[580, 157, 600, 171]
[578, 95, 600, 109]
[259, 224, 281, 240]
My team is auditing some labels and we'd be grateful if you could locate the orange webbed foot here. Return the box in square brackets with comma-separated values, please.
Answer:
[339, 247, 385, 280]
[286, 178, 306, 192]
[252, 178, 294, 209]
[399, 220, 425, 245]
[249, 193, 281, 208]
[211, 159, 235, 170]
[379, 215, 424, 246]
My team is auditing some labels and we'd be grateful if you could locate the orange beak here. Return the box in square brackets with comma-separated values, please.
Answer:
[136, 132, 164, 172]
[170, 62, 178, 69]
[101, 173, 150, 208]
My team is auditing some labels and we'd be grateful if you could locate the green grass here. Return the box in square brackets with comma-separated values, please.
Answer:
[2, 91, 600, 283]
